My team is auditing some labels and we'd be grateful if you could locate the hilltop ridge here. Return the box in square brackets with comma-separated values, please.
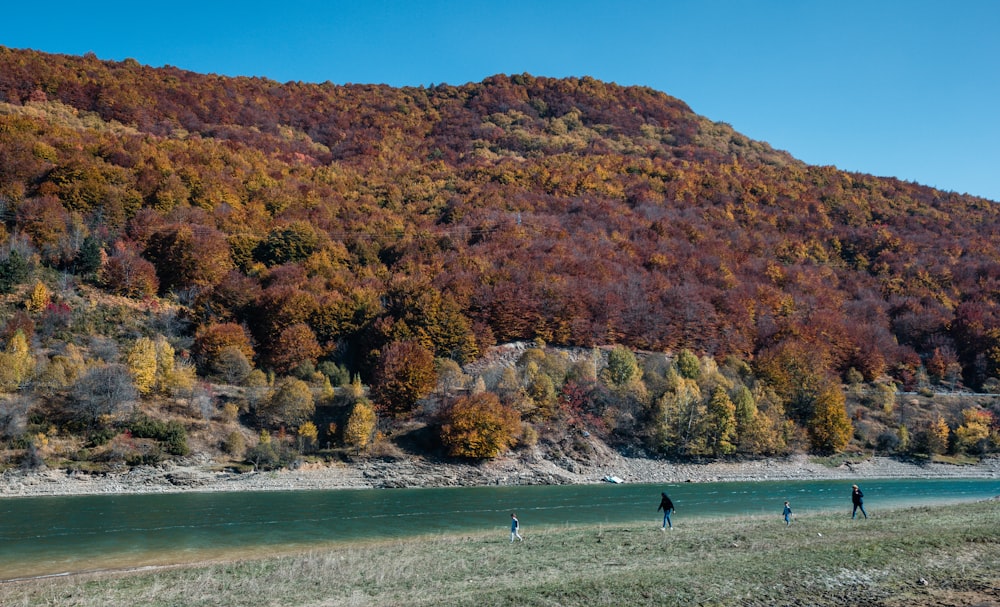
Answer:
[0, 47, 998, 476]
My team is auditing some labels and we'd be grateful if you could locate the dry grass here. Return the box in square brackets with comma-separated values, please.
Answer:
[1, 501, 997, 606]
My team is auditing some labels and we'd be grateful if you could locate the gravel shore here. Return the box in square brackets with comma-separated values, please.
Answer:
[2, 450, 998, 497]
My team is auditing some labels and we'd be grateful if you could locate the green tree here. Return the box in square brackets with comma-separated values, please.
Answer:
[0, 249, 32, 294]
[602, 345, 640, 387]
[676, 349, 701, 380]
[254, 221, 320, 267]
[74, 235, 103, 277]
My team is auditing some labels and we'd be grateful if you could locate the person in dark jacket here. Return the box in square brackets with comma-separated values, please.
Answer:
[851, 484, 868, 519]
[783, 501, 792, 526]
[658, 492, 675, 530]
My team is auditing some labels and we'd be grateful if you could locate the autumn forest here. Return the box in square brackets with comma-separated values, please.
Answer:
[0, 46, 997, 469]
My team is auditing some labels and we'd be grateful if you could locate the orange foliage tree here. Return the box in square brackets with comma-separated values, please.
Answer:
[439, 392, 520, 459]
[192, 322, 256, 373]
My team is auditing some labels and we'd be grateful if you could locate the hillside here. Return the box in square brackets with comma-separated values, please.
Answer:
[0, 46, 997, 474]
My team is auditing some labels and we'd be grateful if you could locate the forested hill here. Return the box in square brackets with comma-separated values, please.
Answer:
[3, 45, 999, 387]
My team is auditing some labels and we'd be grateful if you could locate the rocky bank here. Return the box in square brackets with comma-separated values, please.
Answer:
[2, 448, 998, 497]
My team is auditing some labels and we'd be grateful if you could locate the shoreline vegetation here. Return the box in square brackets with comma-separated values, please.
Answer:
[2, 452, 999, 498]
[1, 500, 997, 606]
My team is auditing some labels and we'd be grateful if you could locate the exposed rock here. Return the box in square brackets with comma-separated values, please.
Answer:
[0, 451, 997, 497]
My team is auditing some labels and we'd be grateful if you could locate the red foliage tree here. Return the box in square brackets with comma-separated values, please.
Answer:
[370, 340, 437, 418]
[267, 323, 323, 375]
[99, 242, 159, 298]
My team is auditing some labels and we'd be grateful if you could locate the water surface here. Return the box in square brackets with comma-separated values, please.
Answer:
[1, 477, 996, 580]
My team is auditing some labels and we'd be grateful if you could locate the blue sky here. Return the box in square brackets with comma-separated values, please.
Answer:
[4, 1, 999, 201]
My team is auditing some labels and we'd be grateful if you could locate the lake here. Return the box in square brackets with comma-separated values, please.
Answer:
[1, 477, 997, 581]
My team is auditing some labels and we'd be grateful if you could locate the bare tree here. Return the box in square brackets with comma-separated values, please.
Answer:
[70, 364, 137, 426]
[0, 395, 32, 439]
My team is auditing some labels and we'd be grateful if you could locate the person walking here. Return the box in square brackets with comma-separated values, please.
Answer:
[851, 484, 868, 519]
[658, 492, 674, 530]
[783, 501, 792, 526]
[510, 513, 523, 542]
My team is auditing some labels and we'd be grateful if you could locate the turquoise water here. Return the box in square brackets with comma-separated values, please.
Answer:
[1, 478, 997, 580]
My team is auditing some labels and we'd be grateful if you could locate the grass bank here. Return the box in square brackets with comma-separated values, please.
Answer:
[2, 501, 997, 606]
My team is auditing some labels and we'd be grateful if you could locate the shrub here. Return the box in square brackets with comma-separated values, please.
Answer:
[258, 377, 315, 427]
[318, 361, 351, 386]
[222, 431, 246, 457]
[875, 430, 901, 453]
[213, 346, 253, 384]
[128, 416, 190, 456]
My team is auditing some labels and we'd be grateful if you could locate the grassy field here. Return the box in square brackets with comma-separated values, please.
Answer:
[1, 500, 997, 607]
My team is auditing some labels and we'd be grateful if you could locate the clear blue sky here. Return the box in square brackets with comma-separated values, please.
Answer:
[4, 1, 999, 201]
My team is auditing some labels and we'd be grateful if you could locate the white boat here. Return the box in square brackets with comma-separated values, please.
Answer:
[603, 475, 624, 484]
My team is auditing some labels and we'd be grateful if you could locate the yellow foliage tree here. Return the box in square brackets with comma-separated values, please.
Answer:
[155, 337, 176, 392]
[926, 415, 951, 455]
[126, 337, 158, 394]
[163, 361, 197, 397]
[297, 421, 319, 452]
[0, 330, 35, 391]
[26, 281, 50, 313]
[954, 408, 991, 453]
[806, 382, 853, 454]
[343, 400, 376, 452]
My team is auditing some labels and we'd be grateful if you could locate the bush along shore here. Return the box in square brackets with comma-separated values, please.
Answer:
[1, 499, 997, 607]
[1, 452, 999, 497]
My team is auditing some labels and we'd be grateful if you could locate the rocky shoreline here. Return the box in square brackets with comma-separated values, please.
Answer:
[2, 451, 998, 497]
